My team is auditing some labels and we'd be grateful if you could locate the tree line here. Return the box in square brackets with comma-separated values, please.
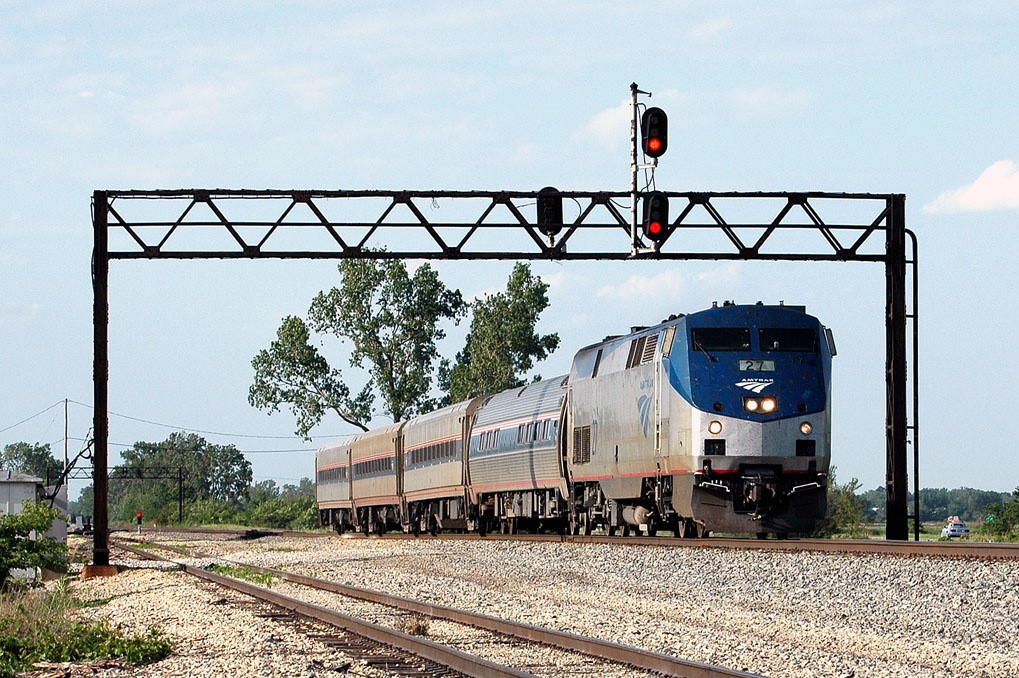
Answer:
[5, 441, 1019, 539]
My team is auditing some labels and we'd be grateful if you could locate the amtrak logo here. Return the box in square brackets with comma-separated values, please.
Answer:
[735, 379, 774, 393]
[637, 394, 652, 438]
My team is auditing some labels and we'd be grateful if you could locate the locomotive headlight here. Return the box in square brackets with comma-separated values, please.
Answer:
[743, 396, 778, 414]
[708, 420, 723, 435]
[800, 422, 813, 435]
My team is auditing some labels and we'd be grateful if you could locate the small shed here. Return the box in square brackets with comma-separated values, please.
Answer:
[1, 468, 44, 516]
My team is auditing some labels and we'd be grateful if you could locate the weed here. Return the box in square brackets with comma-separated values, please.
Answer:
[397, 614, 430, 636]
[0, 582, 171, 678]
[206, 564, 275, 588]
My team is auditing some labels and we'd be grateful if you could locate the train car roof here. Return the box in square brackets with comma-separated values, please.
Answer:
[473, 375, 568, 426]
[402, 395, 483, 430]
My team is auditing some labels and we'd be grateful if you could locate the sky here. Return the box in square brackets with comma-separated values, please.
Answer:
[2, 2, 1018, 503]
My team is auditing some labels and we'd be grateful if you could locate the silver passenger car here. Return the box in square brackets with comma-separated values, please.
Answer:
[315, 437, 354, 532]
[468, 376, 569, 533]
[350, 421, 405, 533]
[402, 397, 481, 533]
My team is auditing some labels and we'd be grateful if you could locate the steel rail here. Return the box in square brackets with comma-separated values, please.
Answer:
[113, 541, 533, 678]
[116, 539, 760, 678]
[131, 526, 1019, 560]
[371, 532, 1019, 560]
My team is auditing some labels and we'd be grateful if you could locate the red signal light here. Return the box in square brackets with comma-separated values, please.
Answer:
[640, 107, 668, 158]
[642, 192, 670, 243]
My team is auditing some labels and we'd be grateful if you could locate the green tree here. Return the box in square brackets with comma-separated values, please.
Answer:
[983, 487, 1019, 539]
[306, 257, 466, 423]
[0, 501, 67, 589]
[69, 485, 94, 522]
[813, 467, 866, 538]
[108, 433, 252, 524]
[248, 315, 373, 437]
[440, 263, 560, 403]
[1, 442, 60, 482]
[280, 477, 315, 500]
[245, 479, 281, 507]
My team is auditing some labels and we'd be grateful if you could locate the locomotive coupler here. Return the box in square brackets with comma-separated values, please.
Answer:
[745, 476, 778, 520]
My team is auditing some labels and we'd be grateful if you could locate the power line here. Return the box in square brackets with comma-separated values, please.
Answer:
[66, 437, 316, 454]
[0, 400, 64, 435]
[65, 399, 347, 441]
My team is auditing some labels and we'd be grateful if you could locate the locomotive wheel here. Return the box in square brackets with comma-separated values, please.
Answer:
[756, 531, 769, 540]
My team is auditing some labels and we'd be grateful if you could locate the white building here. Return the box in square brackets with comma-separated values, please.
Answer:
[1, 469, 67, 581]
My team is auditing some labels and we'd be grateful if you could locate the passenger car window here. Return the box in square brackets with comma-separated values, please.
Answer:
[759, 328, 818, 352]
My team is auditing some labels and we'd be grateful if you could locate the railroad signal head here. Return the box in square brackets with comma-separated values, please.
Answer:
[536, 186, 564, 237]
[643, 192, 670, 243]
[641, 107, 668, 158]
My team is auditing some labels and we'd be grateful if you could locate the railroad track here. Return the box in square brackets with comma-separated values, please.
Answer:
[113, 538, 757, 678]
[135, 526, 1019, 560]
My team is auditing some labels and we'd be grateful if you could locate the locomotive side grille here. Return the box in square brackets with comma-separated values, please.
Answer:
[572, 425, 592, 463]
[641, 335, 658, 363]
[626, 334, 659, 369]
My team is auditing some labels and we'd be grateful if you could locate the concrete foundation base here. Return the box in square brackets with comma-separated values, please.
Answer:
[80, 564, 121, 579]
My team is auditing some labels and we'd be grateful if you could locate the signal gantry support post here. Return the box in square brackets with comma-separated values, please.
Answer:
[91, 190, 111, 568]
[88, 188, 918, 567]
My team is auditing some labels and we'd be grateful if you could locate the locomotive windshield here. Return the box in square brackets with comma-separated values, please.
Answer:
[758, 328, 818, 352]
[691, 327, 751, 351]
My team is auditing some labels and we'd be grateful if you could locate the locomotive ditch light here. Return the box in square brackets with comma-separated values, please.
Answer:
[708, 420, 723, 435]
[800, 422, 813, 435]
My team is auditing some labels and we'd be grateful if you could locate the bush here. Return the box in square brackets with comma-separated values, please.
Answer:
[813, 467, 866, 538]
[247, 496, 317, 530]
[0, 501, 67, 590]
[184, 499, 242, 526]
[0, 581, 171, 677]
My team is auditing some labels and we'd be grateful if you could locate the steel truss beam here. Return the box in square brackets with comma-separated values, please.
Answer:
[90, 189, 917, 564]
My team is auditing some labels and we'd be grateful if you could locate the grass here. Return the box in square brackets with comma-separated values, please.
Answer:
[0, 579, 172, 678]
[206, 564, 275, 587]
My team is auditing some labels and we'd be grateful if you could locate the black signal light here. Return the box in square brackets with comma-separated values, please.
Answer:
[536, 186, 564, 237]
[642, 191, 670, 243]
[641, 107, 668, 158]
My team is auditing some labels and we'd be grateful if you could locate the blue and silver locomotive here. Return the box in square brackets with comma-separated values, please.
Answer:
[317, 301, 835, 538]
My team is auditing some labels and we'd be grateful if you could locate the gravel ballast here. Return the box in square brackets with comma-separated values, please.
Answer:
[56, 535, 1019, 677]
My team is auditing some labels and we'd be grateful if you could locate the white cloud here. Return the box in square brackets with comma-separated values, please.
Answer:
[696, 262, 743, 288]
[923, 160, 1019, 214]
[574, 98, 632, 151]
[688, 16, 733, 41]
[540, 271, 569, 291]
[596, 270, 686, 302]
